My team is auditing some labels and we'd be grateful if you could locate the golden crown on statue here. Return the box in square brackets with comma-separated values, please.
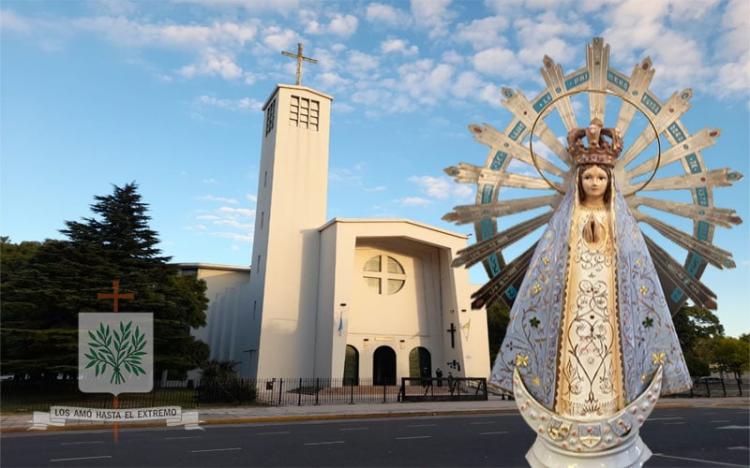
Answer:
[567, 118, 624, 167]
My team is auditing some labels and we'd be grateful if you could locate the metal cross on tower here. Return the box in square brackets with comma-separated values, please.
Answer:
[281, 42, 318, 86]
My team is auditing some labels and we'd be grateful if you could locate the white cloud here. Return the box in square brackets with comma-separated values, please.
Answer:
[347, 50, 379, 74]
[330, 163, 387, 192]
[716, 0, 750, 97]
[197, 95, 263, 111]
[410, 0, 453, 38]
[472, 47, 525, 78]
[262, 25, 297, 50]
[202, 178, 218, 184]
[219, 206, 255, 217]
[317, 71, 351, 89]
[328, 14, 358, 37]
[246, 194, 257, 202]
[455, 16, 509, 50]
[333, 101, 355, 113]
[0, 9, 30, 32]
[398, 196, 432, 207]
[179, 50, 244, 80]
[366, 3, 411, 27]
[408, 175, 473, 200]
[451, 71, 484, 98]
[212, 232, 253, 242]
[381, 38, 418, 55]
[199, 195, 238, 204]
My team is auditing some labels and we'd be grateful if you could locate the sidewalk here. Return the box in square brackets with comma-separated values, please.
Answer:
[1, 396, 747, 433]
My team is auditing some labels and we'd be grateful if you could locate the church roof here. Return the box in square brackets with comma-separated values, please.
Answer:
[317, 218, 468, 240]
[173, 263, 251, 273]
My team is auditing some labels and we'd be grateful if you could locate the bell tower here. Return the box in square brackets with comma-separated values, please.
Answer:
[245, 77, 333, 378]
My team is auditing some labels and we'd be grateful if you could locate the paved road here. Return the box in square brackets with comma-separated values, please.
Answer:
[2, 407, 748, 467]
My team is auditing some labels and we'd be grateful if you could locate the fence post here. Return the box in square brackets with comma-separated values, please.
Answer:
[298, 378, 302, 406]
[738, 378, 743, 397]
[314, 378, 319, 405]
[705, 380, 711, 397]
[383, 384, 386, 403]
[278, 378, 284, 406]
[721, 378, 727, 397]
[350, 382, 354, 405]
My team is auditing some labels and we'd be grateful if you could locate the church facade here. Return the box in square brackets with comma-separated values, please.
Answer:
[180, 83, 489, 382]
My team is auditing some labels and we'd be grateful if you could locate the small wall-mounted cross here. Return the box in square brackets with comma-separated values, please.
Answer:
[281, 42, 318, 86]
[446, 323, 457, 349]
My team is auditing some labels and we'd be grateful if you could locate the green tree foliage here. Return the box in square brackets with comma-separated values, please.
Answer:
[672, 305, 724, 377]
[486, 301, 510, 368]
[1, 183, 209, 380]
[711, 337, 750, 380]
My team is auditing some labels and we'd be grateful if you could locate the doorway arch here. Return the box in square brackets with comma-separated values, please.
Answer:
[408, 347, 432, 380]
[372, 346, 396, 385]
[343, 345, 359, 386]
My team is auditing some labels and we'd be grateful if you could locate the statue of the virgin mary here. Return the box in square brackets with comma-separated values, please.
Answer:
[444, 36, 742, 468]
[490, 118, 692, 416]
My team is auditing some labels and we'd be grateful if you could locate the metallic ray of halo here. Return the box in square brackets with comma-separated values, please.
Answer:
[444, 162, 562, 191]
[501, 88, 573, 166]
[633, 211, 736, 269]
[632, 168, 743, 194]
[540, 56, 578, 132]
[614, 58, 655, 137]
[452, 212, 554, 269]
[619, 89, 692, 166]
[627, 196, 742, 228]
[628, 128, 720, 179]
[471, 243, 538, 310]
[468, 123, 570, 177]
[442, 194, 562, 225]
[644, 235, 717, 311]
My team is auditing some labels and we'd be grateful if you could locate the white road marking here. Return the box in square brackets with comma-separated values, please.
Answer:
[50, 456, 112, 463]
[339, 427, 369, 431]
[652, 453, 746, 467]
[395, 435, 432, 440]
[648, 417, 684, 421]
[256, 431, 291, 436]
[479, 431, 509, 435]
[304, 441, 345, 446]
[728, 447, 749, 451]
[710, 420, 731, 423]
[406, 424, 436, 427]
[663, 422, 686, 425]
[59, 441, 104, 446]
[191, 448, 242, 453]
[469, 421, 496, 425]
[717, 425, 750, 430]
[164, 436, 202, 440]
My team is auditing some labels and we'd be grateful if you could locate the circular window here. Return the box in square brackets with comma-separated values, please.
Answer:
[363, 255, 406, 295]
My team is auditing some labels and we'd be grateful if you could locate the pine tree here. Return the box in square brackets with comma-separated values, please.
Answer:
[1, 183, 209, 380]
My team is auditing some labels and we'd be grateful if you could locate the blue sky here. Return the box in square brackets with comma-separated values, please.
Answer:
[1, 0, 748, 336]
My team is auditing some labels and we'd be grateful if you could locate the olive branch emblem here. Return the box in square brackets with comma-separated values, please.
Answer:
[84, 321, 147, 385]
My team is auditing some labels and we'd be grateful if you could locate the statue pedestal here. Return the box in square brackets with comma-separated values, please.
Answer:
[512, 367, 663, 468]
[526, 432, 651, 468]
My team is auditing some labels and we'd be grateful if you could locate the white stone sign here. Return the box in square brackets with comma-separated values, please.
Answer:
[78, 313, 153, 396]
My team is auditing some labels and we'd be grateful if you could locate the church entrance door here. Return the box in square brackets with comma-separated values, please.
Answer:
[343, 345, 359, 386]
[408, 347, 432, 381]
[373, 346, 396, 385]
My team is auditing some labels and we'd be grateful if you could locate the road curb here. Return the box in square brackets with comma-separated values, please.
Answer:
[1, 399, 747, 434]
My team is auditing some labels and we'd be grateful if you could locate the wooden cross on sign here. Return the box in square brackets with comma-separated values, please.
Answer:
[97, 279, 134, 313]
[446, 323, 457, 349]
[281, 43, 318, 86]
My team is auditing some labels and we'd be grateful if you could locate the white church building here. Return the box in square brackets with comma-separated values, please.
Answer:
[179, 82, 490, 383]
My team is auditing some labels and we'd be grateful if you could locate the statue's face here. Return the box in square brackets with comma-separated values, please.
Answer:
[581, 165, 608, 200]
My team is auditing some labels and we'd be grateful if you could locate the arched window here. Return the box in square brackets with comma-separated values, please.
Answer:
[363, 255, 406, 295]
[343, 345, 359, 386]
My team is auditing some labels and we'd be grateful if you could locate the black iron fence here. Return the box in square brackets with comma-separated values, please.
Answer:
[400, 377, 488, 402]
[2, 376, 746, 413]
